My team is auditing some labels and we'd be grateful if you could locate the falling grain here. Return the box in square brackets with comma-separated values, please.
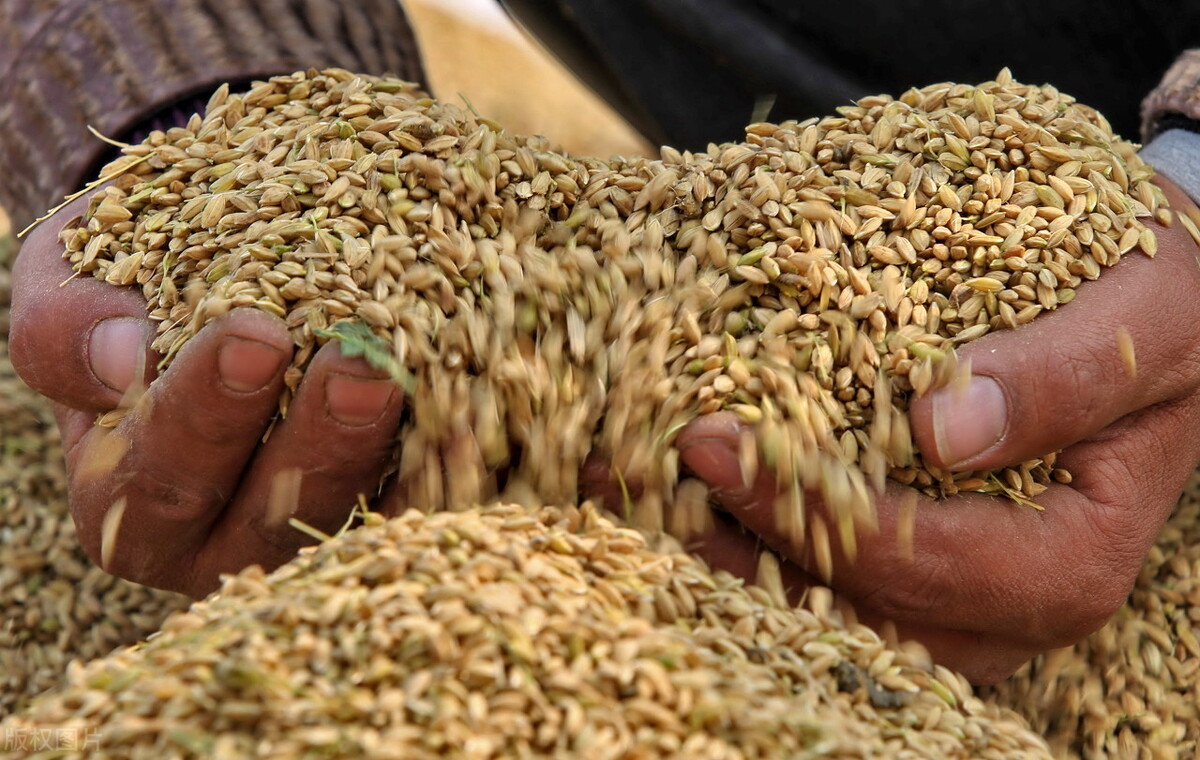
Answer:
[1180, 212, 1200, 248]
[98, 497, 126, 572]
[265, 467, 304, 528]
[74, 429, 130, 482]
[1116, 326, 1137, 379]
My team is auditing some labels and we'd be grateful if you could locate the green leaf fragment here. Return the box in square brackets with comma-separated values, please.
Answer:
[314, 320, 416, 394]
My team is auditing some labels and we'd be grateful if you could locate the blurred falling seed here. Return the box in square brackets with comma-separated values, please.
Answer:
[1181, 213, 1200, 248]
[811, 514, 834, 583]
[755, 550, 789, 608]
[265, 468, 305, 529]
[738, 428, 759, 489]
[75, 429, 130, 482]
[670, 477, 712, 543]
[99, 497, 127, 572]
[1117, 326, 1137, 378]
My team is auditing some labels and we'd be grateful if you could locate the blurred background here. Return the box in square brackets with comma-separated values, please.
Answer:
[403, 0, 651, 158]
[0, 0, 653, 260]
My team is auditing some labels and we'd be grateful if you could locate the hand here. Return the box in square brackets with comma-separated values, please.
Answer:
[9, 193, 406, 598]
[672, 177, 1200, 685]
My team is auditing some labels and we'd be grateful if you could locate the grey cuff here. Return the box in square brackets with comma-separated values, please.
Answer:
[1139, 129, 1200, 204]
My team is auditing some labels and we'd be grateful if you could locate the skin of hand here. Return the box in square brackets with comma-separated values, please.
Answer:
[9, 193, 406, 598]
[669, 176, 1200, 685]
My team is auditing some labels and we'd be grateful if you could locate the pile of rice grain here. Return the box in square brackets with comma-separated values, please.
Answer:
[0, 502, 1053, 759]
[0, 244, 188, 717]
[58, 68, 1164, 564]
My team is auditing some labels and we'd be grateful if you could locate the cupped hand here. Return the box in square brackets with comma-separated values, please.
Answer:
[9, 194, 405, 598]
[673, 177, 1200, 685]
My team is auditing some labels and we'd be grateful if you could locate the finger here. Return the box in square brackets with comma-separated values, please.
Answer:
[196, 342, 405, 583]
[681, 431, 1075, 644]
[682, 395, 1200, 650]
[862, 392, 1200, 684]
[910, 191, 1200, 470]
[640, 467, 1035, 683]
[10, 194, 158, 411]
[674, 412, 773, 504]
[65, 308, 291, 594]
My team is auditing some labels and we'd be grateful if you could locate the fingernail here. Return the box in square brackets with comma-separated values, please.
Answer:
[218, 337, 286, 392]
[326, 374, 396, 426]
[931, 376, 1007, 467]
[89, 318, 150, 392]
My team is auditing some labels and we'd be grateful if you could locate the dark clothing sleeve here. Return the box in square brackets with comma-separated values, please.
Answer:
[0, 0, 425, 231]
[502, 0, 1200, 150]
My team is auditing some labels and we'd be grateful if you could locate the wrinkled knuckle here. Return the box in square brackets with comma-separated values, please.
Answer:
[300, 440, 382, 481]
[352, 428, 401, 465]
[1122, 339, 1200, 407]
[1043, 568, 1129, 648]
[1034, 520, 1141, 647]
[181, 404, 251, 448]
[123, 468, 225, 524]
[1180, 347, 1200, 379]
[1079, 460, 1156, 557]
[856, 553, 956, 621]
[68, 505, 159, 588]
[1042, 348, 1104, 429]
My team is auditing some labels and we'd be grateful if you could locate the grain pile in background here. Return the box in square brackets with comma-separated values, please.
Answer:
[0, 502, 1054, 759]
[0, 212, 11, 336]
[56, 68, 1164, 565]
[0, 243, 189, 718]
